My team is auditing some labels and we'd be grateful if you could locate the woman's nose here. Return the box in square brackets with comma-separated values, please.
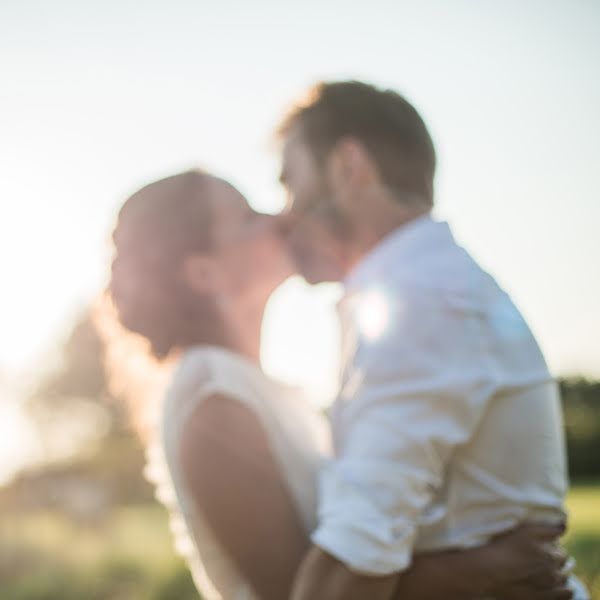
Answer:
[111, 254, 126, 278]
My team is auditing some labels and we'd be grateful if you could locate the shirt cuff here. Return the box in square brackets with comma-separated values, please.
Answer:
[310, 461, 420, 576]
[311, 516, 414, 576]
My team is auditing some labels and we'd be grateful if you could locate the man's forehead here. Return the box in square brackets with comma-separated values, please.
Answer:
[279, 136, 297, 183]
[281, 124, 307, 156]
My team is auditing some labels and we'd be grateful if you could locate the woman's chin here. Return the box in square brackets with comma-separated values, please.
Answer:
[115, 306, 146, 336]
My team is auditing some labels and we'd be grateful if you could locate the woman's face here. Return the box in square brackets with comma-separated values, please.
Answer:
[110, 214, 172, 334]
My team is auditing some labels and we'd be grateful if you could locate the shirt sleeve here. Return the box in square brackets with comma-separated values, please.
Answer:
[311, 287, 495, 575]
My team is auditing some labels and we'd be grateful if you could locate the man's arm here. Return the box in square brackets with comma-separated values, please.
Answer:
[291, 545, 398, 600]
[292, 524, 572, 600]
[392, 524, 572, 600]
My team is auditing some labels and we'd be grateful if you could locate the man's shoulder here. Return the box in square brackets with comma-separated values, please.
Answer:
[389, 244, 500, 311]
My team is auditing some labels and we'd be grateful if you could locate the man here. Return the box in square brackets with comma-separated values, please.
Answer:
[277, 81, 587, 599]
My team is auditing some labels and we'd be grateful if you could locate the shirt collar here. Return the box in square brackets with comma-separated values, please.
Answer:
[342, 214, 455, 293]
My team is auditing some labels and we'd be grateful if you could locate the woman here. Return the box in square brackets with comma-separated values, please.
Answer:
[108, 170, 572, 600]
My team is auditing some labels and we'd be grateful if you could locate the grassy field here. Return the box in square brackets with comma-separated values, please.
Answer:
[564, 480, 600, 598]
[1, 504, 198, 600]
[1, 483, 598, 599]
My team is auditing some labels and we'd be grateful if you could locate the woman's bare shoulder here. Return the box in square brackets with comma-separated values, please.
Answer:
[179, 393, 273, 472]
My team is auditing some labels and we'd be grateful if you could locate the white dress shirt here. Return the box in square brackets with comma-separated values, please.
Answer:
[311, 215, 572, 578]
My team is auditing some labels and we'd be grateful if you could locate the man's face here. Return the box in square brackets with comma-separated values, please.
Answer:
[278, 131, 352, 284]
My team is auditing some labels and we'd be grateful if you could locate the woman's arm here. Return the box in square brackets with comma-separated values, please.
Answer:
[179, 394, 309, 600]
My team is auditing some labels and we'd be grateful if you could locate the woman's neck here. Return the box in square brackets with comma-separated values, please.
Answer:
[226, 300, 265, 365]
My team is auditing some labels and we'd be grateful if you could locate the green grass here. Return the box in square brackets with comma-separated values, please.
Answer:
[1, 483, 598, 599]
[0, 505, 199, 600]
[564, 480, 600, 598]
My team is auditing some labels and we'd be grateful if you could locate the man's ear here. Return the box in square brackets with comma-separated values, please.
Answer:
[327, 137, 379, 196]
[181, 254, 222, 295]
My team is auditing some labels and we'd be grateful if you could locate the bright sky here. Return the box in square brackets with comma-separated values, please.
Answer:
[1, 1, 599, 480]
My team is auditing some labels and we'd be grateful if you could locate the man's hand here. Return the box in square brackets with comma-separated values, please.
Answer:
[488, 523, 573, 599]
[390, 522, 573, 600]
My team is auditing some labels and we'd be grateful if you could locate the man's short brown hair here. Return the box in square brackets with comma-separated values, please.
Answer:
[278, 80, 436, 206]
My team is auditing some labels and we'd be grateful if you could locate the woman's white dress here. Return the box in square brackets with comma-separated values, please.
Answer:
[145, 346, 331, 600]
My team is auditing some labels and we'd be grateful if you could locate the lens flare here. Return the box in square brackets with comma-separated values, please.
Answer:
[355, 287, 391, 342]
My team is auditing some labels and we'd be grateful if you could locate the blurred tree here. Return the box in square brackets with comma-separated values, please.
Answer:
[559, 377, 600, 479]
[27, 309, 125, 437]
[22, 307, 155, 508]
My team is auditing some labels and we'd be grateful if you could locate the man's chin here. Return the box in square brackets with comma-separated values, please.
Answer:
[289, 247, 345, 285]
[297, 263, 341, 286]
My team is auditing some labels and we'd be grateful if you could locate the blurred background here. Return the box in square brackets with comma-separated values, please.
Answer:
[1, 1, 598, 598]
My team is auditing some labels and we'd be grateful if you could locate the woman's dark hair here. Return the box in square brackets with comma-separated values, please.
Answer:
[111, 170, 233, 359]
[277, 80, 436, 206]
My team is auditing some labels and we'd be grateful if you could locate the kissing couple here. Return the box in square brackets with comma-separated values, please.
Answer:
[109, 81, 588, 600]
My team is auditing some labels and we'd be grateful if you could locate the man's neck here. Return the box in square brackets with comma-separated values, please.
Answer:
[344, 205, 432, 275]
